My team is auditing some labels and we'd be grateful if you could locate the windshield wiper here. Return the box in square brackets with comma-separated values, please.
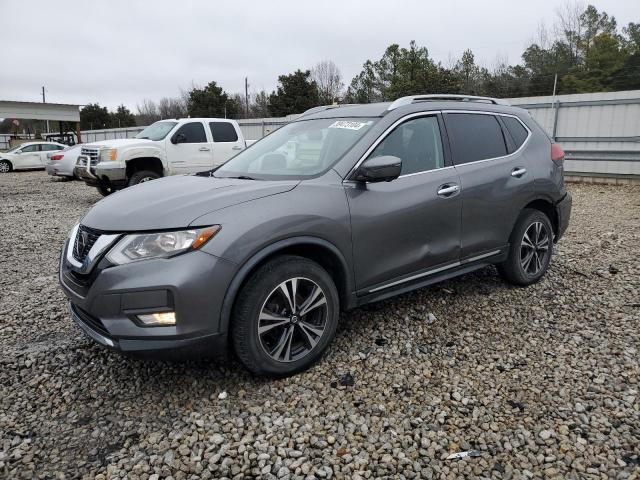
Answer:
[137, 136, 150, 139]
[225, 175, 257, 180]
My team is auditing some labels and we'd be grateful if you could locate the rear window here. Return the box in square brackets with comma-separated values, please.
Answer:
[445, 113, 507, 164]
[502, 116, 529, 151]
[209, 122, 238, 142]
[42, 144, 63, 151]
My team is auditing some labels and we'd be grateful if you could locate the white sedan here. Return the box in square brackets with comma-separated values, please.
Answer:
[45, 144, 83, 179]
[0, 141, 66, 173]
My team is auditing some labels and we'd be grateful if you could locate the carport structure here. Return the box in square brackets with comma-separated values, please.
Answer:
[0, 100, 82, 143]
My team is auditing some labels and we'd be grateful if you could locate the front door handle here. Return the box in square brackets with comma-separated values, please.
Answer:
[437, 184, 460, 197]
[511, 167, 527, 178]
[232, 146, 243, 151]
[199, 147, 210, 152]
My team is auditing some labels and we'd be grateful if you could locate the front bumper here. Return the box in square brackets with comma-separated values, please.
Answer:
[75, 157, 127, 189]
[59, 239, 237, 358]
[555, 192, 572, 241]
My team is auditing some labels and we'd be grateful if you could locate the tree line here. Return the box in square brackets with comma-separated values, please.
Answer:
[74, 3, 638, 129]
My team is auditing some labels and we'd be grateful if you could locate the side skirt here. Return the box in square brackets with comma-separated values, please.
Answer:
[351, 248, 507, 308]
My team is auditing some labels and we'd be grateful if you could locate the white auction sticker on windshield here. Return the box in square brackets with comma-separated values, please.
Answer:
[328, 120, 368, 130]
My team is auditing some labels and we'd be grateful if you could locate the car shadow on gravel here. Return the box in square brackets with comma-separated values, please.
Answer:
[62, 266, 507, 390]
[343, 265, 504, 320]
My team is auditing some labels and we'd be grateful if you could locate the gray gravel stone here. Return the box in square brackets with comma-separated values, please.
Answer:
[1, 173, 639, 479]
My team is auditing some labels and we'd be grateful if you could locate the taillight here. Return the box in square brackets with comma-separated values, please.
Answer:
[551, 143, 564, 164]
[51, 154, 64, 161]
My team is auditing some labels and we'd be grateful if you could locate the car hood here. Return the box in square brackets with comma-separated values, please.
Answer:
[84, 138, 155, 149]
[81, 175, 299, 231]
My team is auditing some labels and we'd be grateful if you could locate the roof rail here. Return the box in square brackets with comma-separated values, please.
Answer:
[298, 104, 341, 118]
[387, 94, 510, 111]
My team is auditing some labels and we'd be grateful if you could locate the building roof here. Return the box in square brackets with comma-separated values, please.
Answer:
[0, 100, 81, 122]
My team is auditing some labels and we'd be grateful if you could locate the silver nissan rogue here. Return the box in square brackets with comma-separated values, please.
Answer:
[59, 95, 572, 377]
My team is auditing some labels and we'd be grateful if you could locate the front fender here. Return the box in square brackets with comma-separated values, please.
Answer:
[217, 236, 354, 336]
[120, 146, 166, 165]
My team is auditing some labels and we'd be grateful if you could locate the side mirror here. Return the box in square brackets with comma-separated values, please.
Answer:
[171, 132, 187, 144]
[14, 150, 22, 155]
[354, 155, 402, 183]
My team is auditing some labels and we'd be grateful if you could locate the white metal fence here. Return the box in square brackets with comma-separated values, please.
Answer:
[508, 90, 640, 181]
[2, 91, 638, 181]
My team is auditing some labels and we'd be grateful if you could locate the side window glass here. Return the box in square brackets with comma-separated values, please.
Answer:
[175, 122, 207, 143]
[502, 116, 529, 152]
[209, 122, 239, 142]
[446, 113, 507, 164]
[369, 116, 444, 176]
[21, 145, 38, 152]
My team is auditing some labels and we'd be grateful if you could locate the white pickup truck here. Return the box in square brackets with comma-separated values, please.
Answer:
[75, 118, 253, 195]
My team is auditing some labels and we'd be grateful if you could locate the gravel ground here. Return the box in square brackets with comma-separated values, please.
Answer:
[1, 171, 639, 480]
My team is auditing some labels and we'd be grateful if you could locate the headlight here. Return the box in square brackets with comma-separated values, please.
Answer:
[106, 226, 220, 265]
[100, 148, 117, 162]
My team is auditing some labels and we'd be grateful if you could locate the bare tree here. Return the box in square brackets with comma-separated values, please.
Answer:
[158, 96, 188, 119]
[249, 90, 270, 118]
[555, 1, 585, 63]
[311, 60, 344, 104]
[136, 98, 160, 126]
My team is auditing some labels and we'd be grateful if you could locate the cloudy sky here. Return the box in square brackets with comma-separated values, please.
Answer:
[2, 0, 637, 111]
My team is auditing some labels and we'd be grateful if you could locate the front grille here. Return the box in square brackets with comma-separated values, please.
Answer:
[81, 147, 100, 163]
[81, 147, 100, 175]
[73, 225, 101, 263]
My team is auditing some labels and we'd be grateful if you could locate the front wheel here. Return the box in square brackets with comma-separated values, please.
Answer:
[0, 160, 12, 173]
[128, 170, 160, 187]
[232, 255, 340, 377]
[498, 209, 554, 286]
[96, 185, 114, 196]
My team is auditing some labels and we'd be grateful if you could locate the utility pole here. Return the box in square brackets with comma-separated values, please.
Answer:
[245, 77, 249, 118]
[550, 73, 558, 141]
[42, 86, 50, 134]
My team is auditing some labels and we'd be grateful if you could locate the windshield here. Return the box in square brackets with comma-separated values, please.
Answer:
[135, 121, 177, 141]
[6, 144, 23, 153]
[215, 118, 377, 180]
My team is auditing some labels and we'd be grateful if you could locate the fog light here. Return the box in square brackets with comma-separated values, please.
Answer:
[137, 311, 176, 326]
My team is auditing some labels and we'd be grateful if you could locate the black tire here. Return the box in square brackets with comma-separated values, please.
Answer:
[0, 160, 12, 173]
[498, 209, 554, 286]
[128, 169, 160, 187]
[96, 185, 114, 196]
[232, 255, 340, 377]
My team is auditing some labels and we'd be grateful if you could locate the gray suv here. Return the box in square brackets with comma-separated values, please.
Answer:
[59, 94, 572, 376]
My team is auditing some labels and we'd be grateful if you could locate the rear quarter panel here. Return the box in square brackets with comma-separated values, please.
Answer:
[518, 111, 566, 202]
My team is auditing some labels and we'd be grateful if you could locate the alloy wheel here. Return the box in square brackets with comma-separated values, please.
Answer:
[258, 277, 328, 363]
[139, 176, 154, 183]
[0, 161, 10, 173]
[520, 221, 550, 275]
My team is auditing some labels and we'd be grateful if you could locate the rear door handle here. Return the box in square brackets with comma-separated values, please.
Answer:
[199, 147, 210, 152]
[511, 167, 527, 178]
[232, 146, 243, 151]
[437, 184, 460, 197]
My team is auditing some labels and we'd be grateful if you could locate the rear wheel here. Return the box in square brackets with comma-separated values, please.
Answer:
[128, 170, 160, 187]
[498, 209, 554, 286]
[0, 160, 12, 173]
[232, 255, 340, 377]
